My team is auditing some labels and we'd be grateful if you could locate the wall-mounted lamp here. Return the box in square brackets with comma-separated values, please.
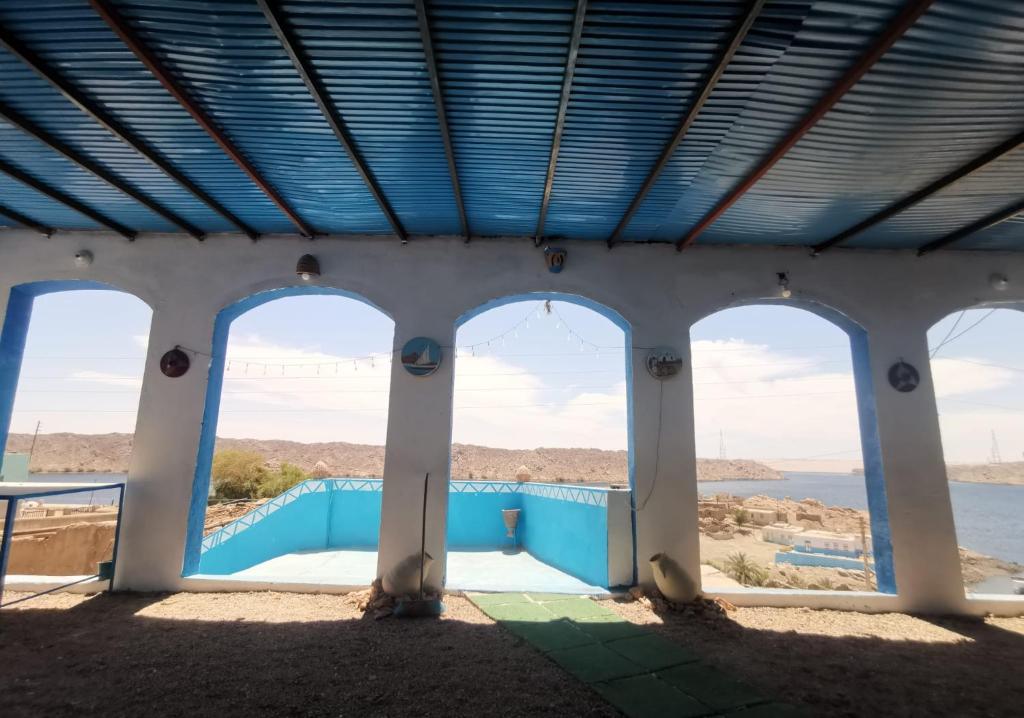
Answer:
[74, 250, 93, 268]
[989, 273, 1009, 291]
[296, 254, 320, 281]
[544, 246, 566, 273]
[776, 272, 792, 299]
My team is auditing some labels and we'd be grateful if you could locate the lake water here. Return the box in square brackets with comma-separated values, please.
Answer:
[15, 472, 126, 506]
[706, 472, 1024, 566]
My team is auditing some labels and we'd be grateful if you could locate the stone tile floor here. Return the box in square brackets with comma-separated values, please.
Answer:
[468, 592, 802, 718]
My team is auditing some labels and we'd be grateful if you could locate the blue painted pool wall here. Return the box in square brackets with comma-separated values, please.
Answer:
[447, 488, 521, 549]
[199, 480, 613, 586]
[520, 490, 608, 587]
[199, 483, 384, 574]
[326, 488, 383, 549]
[200, 492, 330, 574]
[776, 551, 868, 571]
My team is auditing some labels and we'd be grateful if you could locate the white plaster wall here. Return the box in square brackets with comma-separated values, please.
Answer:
[1, 229, 1022, 615]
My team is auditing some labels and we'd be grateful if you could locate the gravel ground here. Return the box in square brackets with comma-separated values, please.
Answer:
[609, 599, 1024, 717]
[4, 589, 1024, 718]
[0, 591, 617, 718]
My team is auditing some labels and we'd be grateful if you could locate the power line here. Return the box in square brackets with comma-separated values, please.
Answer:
[930, 309, 997, 358]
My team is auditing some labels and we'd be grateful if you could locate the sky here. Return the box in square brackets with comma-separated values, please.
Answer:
[4, 290, 1022, 463]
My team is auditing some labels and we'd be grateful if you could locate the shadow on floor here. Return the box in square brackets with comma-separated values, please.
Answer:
[1, 592, 1022, 718]
[627, 599, 1024, 718]
[0, 592, 616, 718]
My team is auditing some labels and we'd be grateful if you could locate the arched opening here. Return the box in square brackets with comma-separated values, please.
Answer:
[445, 293, 634, 593]
[183, 288, 394, 588]
[0, 281, 151, 591]
[689, 302, 895, 594]
[927, 305, 1024, 597]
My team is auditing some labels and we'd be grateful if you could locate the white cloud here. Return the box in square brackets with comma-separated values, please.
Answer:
[214, 334, 393, 443]
[15, 334, 1020, 463]
[69, 370, 143, 389]
[930, 357, 1014, 397]
[452, 354, 628, 449]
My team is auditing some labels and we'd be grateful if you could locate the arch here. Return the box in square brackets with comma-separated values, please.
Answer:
[0, 279, 151, 458]
[452, 290, 637, 586]
[688, 300, 896, 594]
[927, 304, 1024, 598]
[690, 295, 865, 338]
[182, 284, 392, 575]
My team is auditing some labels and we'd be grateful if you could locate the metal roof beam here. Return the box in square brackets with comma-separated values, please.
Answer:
[0, 25, 258, 240]
[257, 0, 407, 242]
[0, 158, 135, 239]
[0, 102, 204, 240]
[415, 0, 468, 241]
[607, 0, 766, 248]
[535, 0, 587, 243]
[675, 0, 937, 251]
[89, 0, 314, 238]
[814, 129, 1024, 254]
[917, 198, 1024, 255]
[0, 203, 53, 236]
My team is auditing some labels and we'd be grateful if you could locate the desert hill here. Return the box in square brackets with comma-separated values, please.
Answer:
[4, 432, 782, 483]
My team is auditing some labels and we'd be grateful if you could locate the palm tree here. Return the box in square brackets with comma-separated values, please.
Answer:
[724, 552, 767, 586]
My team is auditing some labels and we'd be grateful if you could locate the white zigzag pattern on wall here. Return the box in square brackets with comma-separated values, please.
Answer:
[451, 481, 608, 507]
[202, 479, 609, 553]
[201, 478, 383, 552]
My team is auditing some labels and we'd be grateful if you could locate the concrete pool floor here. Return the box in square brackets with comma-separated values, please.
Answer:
[215, 548, 606, 594]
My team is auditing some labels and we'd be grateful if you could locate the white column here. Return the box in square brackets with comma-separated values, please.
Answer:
[376, 313, 457, 593]
[630, 319, 700, 591]
[867, 324, 965, 613]
[115, 297, 216, 591]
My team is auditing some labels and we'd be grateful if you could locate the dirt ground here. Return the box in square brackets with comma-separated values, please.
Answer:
[0, 591, 617, 718]
[609, 600, 1024, 718]
[2, 591, 1024, 717]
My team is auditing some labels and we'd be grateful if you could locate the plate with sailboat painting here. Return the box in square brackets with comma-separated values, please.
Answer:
[401, 337, 442, 377]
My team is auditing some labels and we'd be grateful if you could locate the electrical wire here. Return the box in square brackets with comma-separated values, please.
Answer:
[636, 379, 664, 512]
[930, 309, 997, 358]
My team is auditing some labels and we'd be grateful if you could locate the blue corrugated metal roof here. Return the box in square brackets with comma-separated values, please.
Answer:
[431, 0, 576, 237]
[690, 0, 1024, 248]
[0, 0, 290, 233]
[545, 0, 762, 240]
[0, 171, 103, 229]
[0, 0, 1021, 251]
[280, 0, 461, 235]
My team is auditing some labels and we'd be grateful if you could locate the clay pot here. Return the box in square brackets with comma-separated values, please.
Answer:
[382, 551, 434, 597]
[650, 552, 697, 603]
[502, 508, 521, 538]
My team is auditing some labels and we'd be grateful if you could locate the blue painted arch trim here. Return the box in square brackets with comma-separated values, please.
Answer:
[182, 284, 393, 576]
[0, 280, 144, 469]
[455, 291, 637, 586]
[689, 298, 896, 595]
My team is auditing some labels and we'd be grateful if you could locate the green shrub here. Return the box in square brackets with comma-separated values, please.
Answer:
[733, 508, 751, 526]
[211, 450, 268, 499]
[723, 552, 768, 587]
[258, 462, 309, 498]
[212, 450, 312, 499]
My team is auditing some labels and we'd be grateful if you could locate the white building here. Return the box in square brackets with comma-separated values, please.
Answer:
[763, 523, 869, 557]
